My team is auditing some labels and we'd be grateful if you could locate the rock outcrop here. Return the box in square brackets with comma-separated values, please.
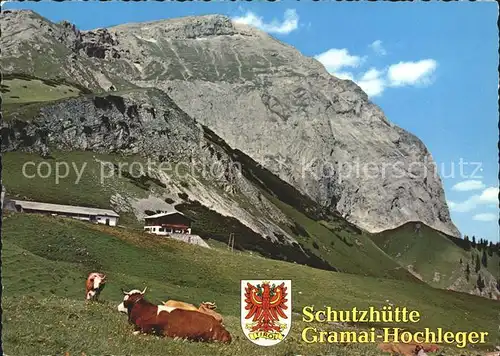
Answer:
[0, 9, 460, 237]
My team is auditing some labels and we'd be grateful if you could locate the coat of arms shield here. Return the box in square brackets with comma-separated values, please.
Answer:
[240, 280, 292, 346]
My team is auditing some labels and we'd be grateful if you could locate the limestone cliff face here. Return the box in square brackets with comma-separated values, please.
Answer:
[0, 9, 460, 237]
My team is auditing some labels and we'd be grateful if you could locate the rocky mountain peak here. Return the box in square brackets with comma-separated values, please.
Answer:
[109, 14, 257, 40]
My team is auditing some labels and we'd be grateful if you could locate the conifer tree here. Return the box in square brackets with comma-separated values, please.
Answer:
[488, 241, 494, 256]
[481, 249, 488, 268]
[476, 274, 485, 292]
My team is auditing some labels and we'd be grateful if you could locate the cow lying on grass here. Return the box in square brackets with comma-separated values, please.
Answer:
[378, 342, 439, 356]
[162, 299, 198, 311]
[85, 272, 106, 301]
[118, 288, 232, 343]
[162, 300, 224, 324]
[198, 302, 223, 324]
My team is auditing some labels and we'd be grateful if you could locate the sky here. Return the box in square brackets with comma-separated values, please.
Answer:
[3, 1, 499, 242]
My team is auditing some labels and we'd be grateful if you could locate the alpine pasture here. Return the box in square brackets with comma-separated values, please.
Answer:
[2, 213, 498, 355]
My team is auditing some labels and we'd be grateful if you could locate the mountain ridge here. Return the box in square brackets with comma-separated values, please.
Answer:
[1, 9, 459, 238]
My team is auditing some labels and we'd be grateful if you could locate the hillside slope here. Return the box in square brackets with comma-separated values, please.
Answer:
[371, 222, 500, 299]
[2, 213, 498, 355]
[0, 9, 459, 237]
[1, 80, 418, 280]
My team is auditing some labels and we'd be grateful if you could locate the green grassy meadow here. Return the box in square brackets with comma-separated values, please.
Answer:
[2, 78, 82, 104]
[2, 151, 151, 209]
[2, 213, 498, 355]
[1, 73, 90, 121]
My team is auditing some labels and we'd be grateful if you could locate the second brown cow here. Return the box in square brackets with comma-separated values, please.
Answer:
[163, 300, 224, 324]
[118, 288, 231, 343]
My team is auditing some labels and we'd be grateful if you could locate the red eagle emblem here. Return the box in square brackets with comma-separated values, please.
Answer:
[244, 281, 289, 332]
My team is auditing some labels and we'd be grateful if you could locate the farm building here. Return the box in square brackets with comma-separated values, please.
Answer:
[144, 211, 193, 235]
[9, 199, 119, 226]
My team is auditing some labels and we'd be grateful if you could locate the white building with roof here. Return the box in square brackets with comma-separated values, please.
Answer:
[143, 210, 211, 248]
[10, 200, 119, 226]
[143, 211, 192, 235]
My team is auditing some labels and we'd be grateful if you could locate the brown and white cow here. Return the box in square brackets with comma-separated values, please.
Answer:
[118, 288, 232, 343]
[162, 299, 198, 311]
[163, 300, 224, 324]
[85, 272, 106, 301]
[198, 302, 224, 324]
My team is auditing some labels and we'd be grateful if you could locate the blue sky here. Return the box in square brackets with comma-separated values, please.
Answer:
[4, 1, 499, 242]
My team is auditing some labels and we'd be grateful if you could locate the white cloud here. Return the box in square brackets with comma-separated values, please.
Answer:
[448, 199, 475, 213]
[387, 59, 438, 87]
[369, 40, 387, 56]
[452, 180, 486, 192]
[479, 187, 499, 204]
[360, 68, 382, 81]
[448, 187, 499, 213]
[356, 68, 386, 97]
[334, 71, 355, 81]
[473, 213, 497, 222]
[314, 48, 365, 73]
[232, 9, 299, 35]
[314, 46, 438, 98]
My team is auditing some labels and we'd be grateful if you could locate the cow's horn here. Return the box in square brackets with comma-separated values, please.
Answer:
[121, 288, 128, 295]
[141, 286, 147, 294]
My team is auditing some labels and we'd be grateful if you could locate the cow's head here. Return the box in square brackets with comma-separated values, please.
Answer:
[86, 273, 107, 300]
[93, 273, 106, 289]
[117, 287, 147, 314]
